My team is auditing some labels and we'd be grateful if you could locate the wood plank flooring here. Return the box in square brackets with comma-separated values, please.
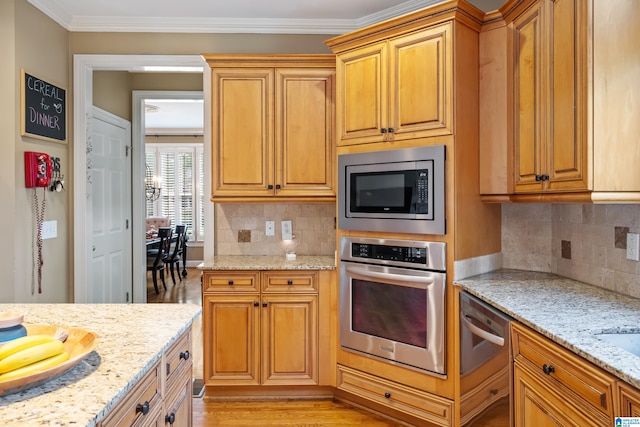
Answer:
[192, 399, 406, 426]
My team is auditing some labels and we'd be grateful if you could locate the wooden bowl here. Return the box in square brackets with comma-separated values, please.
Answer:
[0, 324, 99, 396]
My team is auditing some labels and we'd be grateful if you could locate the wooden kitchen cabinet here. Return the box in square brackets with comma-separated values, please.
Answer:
[511, 322, 615, 427]
[202, 270, 319, 387]
[205, 55, 335, 202]
[480, 0, 640, 202]
[99, 328, 193, 427]
[331, 22, 452, 147]
[618, 381, 640, 417]
[512, 0, 588, 194]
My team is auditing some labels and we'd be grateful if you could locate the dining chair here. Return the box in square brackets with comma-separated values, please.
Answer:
[147, 227, 172, 294]
[167, 225, 187, 285]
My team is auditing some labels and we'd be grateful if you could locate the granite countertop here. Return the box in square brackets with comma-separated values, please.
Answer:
[0, 303, 201, 427]
[198, 255, 336, 270]
[455, 269, 640, 389]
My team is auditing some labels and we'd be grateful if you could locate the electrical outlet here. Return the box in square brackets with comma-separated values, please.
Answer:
[281, 220, 293, 240]
[627, 233, 640, 261]
[41, 220, 57, 240]
[266, 221, 275, 236]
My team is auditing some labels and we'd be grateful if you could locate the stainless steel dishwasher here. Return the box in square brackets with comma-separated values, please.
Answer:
[459, 291, 513, 426]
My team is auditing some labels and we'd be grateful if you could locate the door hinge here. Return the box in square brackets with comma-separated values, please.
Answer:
[126, 292, 130, 303]
[126, 219, 129, 229]
[125, 146, 130, 156]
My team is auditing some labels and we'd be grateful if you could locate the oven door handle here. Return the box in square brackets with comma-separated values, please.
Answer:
[460, 312, 505, 347]
[345, 265, 436, 285]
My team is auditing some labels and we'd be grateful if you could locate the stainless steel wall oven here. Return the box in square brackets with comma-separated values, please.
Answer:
[339, 236, 446, 375]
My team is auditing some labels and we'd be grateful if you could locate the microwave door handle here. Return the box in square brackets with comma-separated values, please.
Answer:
[346, 265, 435, 285]
[460, 312, 505, 347]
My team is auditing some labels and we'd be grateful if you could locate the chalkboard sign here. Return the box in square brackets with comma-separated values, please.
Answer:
[21, 69, 66, 143]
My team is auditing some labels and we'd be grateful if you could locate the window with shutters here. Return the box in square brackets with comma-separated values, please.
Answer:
[146, 143, 204, 243]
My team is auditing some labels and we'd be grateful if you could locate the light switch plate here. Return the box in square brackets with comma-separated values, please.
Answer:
[41, 220, 57, 240]
[627, 233, 639, 261]
[266, 221, 275, 236]
[281, 220, 293, 240]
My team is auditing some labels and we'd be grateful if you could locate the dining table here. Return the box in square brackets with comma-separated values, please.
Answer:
[145, 231, 189, 277]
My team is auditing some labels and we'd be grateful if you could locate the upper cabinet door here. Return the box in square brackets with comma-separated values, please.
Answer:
[335, 41, 388, 145]
[388, 22, 453, 141]
[275, 68, 335, 198]
[512, 1, 545, 193]
[211, 68, 274, 197]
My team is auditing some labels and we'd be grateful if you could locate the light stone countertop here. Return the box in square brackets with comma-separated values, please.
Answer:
[0, 303, 201, 427]
[198, 255, 336, 270]
[455, 269, 640, 389]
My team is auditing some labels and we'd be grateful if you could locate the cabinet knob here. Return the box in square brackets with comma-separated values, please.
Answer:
[180, 350, 190, 361]
[228, 280, 234, 286]
[276, 184, 281, 189]
[136, 401, 150, 415]
[535, 174, 550, 182]
[542, 364, 555, 375]
[287, 279, 293, 285]
[388, 127, 394, 133]
[254, 301, 259, 307]
[165, 412, 176, 425]
[268, 184, 274, 189]
[380, 128, 387, 134]
[262, 302, 268, 307]
[384, 392, 391, 399]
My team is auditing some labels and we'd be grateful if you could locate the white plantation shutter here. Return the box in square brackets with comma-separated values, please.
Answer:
[146, 143, 204, 243]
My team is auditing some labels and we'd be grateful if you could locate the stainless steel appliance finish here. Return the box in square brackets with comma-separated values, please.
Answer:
[339, 236, 446, 375]
[338, 145, 446, 235]
[459, 291, 513, 426]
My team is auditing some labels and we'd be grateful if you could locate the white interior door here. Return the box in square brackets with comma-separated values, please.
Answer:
[87, 107, 132, 303]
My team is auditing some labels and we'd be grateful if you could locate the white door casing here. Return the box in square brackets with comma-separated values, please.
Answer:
[73, 54, 211, 303]
[89, 107, 132, 303]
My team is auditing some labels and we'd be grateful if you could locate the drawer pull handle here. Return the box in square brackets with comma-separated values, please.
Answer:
[180, 350, 190, 361]
[165, 412, 176, 424]
[136, 401, 150, 415]
[287, 279, 293, 285]
[384, 392, 391, 399]
[228, 280, 234, 285]
[542, 364, 555, 375]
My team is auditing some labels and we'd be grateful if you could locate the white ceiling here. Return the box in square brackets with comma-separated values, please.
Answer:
[28, 0, 504, 34]
[30, 0, 504, 132]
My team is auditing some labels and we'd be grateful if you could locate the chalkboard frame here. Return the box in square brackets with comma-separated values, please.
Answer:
[20, 69, 67, 143]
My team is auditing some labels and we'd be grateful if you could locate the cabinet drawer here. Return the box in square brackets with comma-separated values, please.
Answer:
[100, 361, 162, 427]
[337, 365, 452, 426]
[165, 330, 192, 391]
[203, 271, 259, 292]
[511, 323, 615, 417]
[460, 365, 509, 424]
[262, 271, 318, 293]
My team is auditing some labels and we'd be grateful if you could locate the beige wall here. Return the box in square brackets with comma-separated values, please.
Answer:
[2, 0, 70, 303]
[502, 204, 640, 299]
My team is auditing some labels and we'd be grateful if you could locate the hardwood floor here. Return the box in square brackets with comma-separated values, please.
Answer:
[146, 267, 202, 305]
[192, 399, 406, 426]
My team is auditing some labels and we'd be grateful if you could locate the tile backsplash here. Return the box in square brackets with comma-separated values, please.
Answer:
[502, 203, 640, 299]
[215, 203, 336, 257]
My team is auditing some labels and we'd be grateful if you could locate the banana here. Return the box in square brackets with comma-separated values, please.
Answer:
[0, 340, 64, 374]
[0, 351, 70, 382]
[0, 334, 57, 361]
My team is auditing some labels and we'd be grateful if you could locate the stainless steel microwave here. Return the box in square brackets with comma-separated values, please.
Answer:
[338, 145, 446, 235]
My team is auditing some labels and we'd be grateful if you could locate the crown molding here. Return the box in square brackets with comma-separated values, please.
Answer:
[29, 0, 441, 34]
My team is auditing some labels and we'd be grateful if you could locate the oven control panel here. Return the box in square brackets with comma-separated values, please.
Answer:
[351, 242, 427, 265]
[340, 237, 446, 272]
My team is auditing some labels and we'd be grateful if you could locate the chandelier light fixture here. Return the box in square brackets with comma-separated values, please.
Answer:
[145, 163, 161, 201]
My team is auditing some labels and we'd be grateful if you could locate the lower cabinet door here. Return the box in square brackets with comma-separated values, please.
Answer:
[262, 295, 318, 385]
[163, 369, 193, 427]
[203, 294, 260, 385]
[514, 361, 608, 427]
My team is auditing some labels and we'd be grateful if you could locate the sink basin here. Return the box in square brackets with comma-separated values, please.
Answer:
[595, 332, 640, 357]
